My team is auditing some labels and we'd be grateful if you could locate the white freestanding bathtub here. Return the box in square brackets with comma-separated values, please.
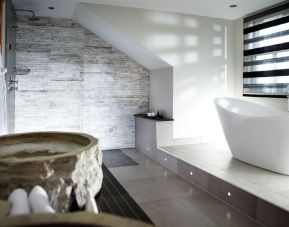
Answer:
[214, 97, 289, 175]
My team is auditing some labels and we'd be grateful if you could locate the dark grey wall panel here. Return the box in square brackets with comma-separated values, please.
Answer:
[256, 199, 289, 227]
[207, 175, 257, 219]
[155, 150, 178, 174]
[177, 159, 209, 190]
[135, 117, 157, 158]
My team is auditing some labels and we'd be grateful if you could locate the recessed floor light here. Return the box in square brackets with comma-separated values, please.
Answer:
[48, 6, 55, 10]
[230, 4, 237, 8]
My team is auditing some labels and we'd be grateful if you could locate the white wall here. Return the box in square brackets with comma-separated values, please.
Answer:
[233, 18, 287, 111]
[149, 67, 173, 118]
[82, 4, 234, 140]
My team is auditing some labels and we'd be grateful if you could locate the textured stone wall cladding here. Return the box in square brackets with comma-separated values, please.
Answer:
[15, 16, 149, 149]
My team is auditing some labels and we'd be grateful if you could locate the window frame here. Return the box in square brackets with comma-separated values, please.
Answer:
[243, 2, 289, 98]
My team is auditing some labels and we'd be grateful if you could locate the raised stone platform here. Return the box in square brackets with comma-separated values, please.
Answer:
[137, 142, 289, 227]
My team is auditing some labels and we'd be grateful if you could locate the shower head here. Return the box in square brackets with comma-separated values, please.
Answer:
[14, 9, 39, 21]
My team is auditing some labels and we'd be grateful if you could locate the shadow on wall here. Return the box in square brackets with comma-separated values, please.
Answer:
[143, 11, 230, 139]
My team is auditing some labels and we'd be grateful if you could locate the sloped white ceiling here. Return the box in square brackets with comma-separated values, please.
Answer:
[73, 4, 171, 70]
[12, 0, 285, 20]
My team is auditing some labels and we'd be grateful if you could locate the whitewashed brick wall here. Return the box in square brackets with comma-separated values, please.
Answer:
[15, 16, 149, 149]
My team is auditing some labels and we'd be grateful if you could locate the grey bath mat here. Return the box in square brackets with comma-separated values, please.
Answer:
[102, 149, 138, 168]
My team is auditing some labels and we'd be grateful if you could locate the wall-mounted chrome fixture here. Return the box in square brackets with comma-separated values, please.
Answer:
[12, 65, 31, 75]
[14, 9, 40, 21]
[7, 65, 30, 93]
[8, 86, 18, 92]
[8, 77, 18, 92]
[8, 78, 18, 86]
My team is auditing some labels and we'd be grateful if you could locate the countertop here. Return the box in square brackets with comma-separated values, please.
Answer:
[134, 114, 174, 121]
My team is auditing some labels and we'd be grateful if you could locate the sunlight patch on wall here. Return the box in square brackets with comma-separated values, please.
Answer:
[200, 103, 223, 139]
[213, 24, 222, 32]
[146, 34, 179, 49]
[213, 37, 222, 45]
[210, 64, 227, 96]
[224, 64, 228, 93]
[213, 74, 224, 84]
[213, 49, 222, 57]
[160, 53, 180, 66]
[183, 17, 198, 28]
[224, 26, 227, 60]
[183, 52, 198, 64]
[148, 12, 180, 25]
[184, 35, 198, 46]
[179, 86, 197, 102]
[212, 65, 226, 82]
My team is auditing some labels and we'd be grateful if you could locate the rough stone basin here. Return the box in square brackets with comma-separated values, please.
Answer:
[0, 132, 103, 212]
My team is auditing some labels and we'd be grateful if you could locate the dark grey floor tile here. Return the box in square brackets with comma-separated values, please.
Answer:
[120, 174, 198, 203]
[103, 149, 138, 168]
[140, 194, 260, 227]
[111, 148, 261, 227]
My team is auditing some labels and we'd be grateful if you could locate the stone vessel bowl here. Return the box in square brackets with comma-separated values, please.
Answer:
[0, 132, 103, 212]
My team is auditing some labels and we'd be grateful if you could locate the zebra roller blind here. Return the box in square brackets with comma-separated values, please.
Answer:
[243, 2, 289, 97]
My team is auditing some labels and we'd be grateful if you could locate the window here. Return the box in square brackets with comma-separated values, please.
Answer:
[243, 2, 289, 97]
